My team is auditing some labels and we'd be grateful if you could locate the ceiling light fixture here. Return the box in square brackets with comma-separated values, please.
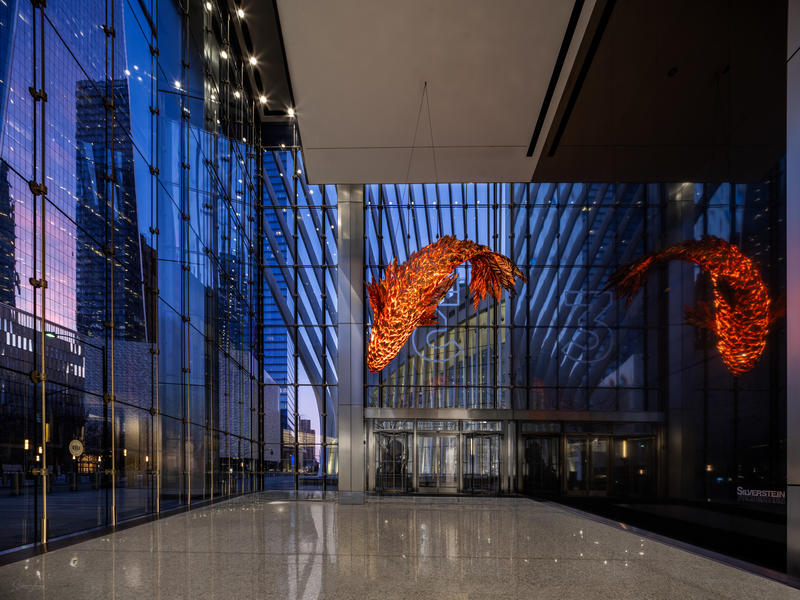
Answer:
[259, 95, 267, 104]
[249, 56, 257, 66]
[287, 107, 295, 118]
[233, 90, 241, 99]
[205, 1, 212, 11]
[236, 7, 244, 18]
[173, 80, 181, 89]
[220, 50, 228, 60]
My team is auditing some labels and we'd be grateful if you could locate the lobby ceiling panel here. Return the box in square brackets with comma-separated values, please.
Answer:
[275, 0, 593, 183]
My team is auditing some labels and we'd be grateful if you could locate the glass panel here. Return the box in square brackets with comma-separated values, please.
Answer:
[589, 437, 609, 493]
[417, 435, 435, 489]
[566, 437, 587, 492]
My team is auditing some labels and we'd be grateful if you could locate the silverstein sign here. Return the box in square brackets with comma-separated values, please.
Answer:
[736, 487, 786, 504]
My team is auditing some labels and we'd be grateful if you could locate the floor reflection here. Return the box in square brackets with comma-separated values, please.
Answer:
[0, 495, 796, 599]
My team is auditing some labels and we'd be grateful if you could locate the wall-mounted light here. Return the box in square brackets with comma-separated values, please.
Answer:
[145, 455, 149, 463]
[259, 95, 267, 104]
[24, 439, 29, 450]
[123, 448, 127, 457]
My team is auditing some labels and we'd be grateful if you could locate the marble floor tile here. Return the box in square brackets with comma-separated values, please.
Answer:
[0, 495, 796, 599]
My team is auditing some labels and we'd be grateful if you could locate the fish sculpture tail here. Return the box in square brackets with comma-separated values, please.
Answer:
[469, 250, 527, 310]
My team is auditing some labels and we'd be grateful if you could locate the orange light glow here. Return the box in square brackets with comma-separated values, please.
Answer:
[609, 235, 778, 376]
[366, 236, 526, 372]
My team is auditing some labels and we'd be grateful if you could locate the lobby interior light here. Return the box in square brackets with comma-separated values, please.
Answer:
[24, 439, 29, 450]
[205, 1, 212, 10]
[236, 7, 244, 18]
[259, 95, 267, 104]
[287, 107, 295, 117]
[174, 80, 181, 89]
[249, 56, 257, 66]
[220, 49, 228, 60]
[233, 90, 240, 99]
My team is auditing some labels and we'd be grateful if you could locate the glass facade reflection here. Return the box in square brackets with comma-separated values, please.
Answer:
[0, 0, 337, 553]
[364, 178, 786, 566]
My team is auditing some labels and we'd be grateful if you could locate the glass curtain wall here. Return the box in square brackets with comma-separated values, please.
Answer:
[0, 0, 336, 555]
[262, 148, 338, 492]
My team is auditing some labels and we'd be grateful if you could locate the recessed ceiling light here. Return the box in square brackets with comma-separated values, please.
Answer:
[236, 8, 244, 18]
[287, 107, 295, 117]
[205, 2, 212, 11]
[249, 56, 257, 66]
[174, 80, 181, 89]
[259, 95, 267, 104]
[220, 50, 228, 60]
[233, 90, 241, 98]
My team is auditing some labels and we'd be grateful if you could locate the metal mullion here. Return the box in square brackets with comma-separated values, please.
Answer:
[395, 184, 410, 261]
[292, 136, 299, 493]
[320, 185, 328, 492]
[420, 184, 432, 244]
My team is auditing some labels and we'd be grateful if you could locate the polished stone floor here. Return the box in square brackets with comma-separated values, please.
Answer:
[0, 495, 797, 599]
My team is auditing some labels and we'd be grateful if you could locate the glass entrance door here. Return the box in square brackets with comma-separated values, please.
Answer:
[463, 434, 500, 494]
[521, 436, 560, 495]
[375, 433, 410, 493]
[417, 435, 458, 493]
[566, 435, 610, 495]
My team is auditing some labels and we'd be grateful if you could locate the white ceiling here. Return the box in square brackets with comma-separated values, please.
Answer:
[276, 0, 593, 184]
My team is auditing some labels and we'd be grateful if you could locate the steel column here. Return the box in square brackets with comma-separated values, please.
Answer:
[337, 184, 366, 503]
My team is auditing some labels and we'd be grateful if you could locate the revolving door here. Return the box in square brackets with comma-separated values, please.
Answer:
[375, 432, 411, 493]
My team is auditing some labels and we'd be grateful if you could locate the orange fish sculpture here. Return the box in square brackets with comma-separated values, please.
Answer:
[608, 235, 781, 376]
[366, 236, 526, 372]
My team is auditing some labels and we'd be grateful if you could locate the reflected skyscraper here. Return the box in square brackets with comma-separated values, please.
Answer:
[75, 79, 147, 341]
